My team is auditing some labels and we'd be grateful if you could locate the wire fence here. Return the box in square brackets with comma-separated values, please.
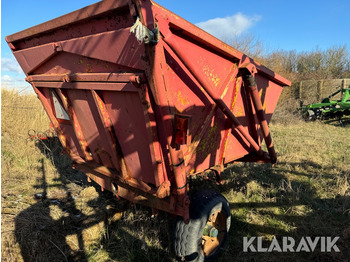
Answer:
[2, 105, 39, 110]
[1, 81, 33, 94]
[283, 78, 350, 104]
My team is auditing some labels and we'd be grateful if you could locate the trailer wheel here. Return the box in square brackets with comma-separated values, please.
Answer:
[173, 190, 231, 262]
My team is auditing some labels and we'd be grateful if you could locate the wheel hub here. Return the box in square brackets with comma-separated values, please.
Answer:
[201, 210, 227, 257]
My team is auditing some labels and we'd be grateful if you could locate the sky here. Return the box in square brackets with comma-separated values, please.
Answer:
[2, 0, 350, 91]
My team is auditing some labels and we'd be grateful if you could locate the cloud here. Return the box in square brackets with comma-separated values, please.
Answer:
[1, 73, 28, 90]
[2, 57, 23, 74]
[2, 74, 13, 81]
[196, 13, 261, 40]
[1, 56, 28, 90]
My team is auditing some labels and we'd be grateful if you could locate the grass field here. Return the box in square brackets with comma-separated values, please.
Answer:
[1, 88, 349, 261]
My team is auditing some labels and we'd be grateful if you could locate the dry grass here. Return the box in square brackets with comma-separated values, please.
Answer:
[1, 88, 349, 261]
[217, 120, 350, 261]
[1, 88, 175, 262]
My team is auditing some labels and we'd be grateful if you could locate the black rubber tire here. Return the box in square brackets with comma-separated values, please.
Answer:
[173, 190, 231, 262]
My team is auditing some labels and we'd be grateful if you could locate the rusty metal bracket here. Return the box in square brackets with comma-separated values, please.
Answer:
[239, 63, 277, 164]
[156, 180, 171, 198]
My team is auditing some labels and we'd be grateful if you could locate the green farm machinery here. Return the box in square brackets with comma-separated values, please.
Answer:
[299, 87, 350, 122]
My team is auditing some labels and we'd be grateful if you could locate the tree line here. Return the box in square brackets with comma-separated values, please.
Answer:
[228, 35, 350, 82]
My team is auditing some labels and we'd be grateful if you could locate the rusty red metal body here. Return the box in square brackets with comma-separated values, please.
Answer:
[7, 0, 290, 221]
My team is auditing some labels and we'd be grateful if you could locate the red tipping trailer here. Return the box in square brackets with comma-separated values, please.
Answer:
[7, 0, 290, 260]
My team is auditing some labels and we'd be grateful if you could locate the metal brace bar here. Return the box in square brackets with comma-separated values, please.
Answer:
[240, 65, 277, 164]
[163, 33, 266, 158]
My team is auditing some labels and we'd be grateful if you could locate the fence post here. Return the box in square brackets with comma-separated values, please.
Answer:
[316, 80, 323, 101]
[341, 79, 346, 89]
[299, 81, 303, 100]
[341, 79, 346, 97]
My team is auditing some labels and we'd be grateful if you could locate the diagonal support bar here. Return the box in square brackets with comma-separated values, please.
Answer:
[240, 65, 277, 164]
[163, 33, 266, 158]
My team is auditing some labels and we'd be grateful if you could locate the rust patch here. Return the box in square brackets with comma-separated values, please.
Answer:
[184, 105, 216, 164]
[259, 86, 268, 111]
[231, 77, 241, 108]
[197, 122, 219, 154]
[176, 90, 190, 105]
[203, 65, 220, 88]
